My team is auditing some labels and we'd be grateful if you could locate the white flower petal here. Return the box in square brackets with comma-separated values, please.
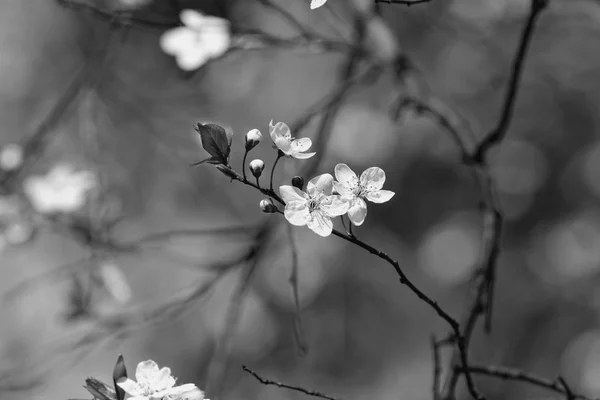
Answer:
[284, 201, 311, 226]
[128, 396, 150, 400]
[279, 185, 307, 204]
[347, 197, 367, 226]
[307, 173, 333, 197]
[310, 0, 327, 9]
[291, 151, 315, 159]
[306, 211, 333, 237]
[201, 30, 231, 58]
[176, 48, 209, 71]
[136, 360, 160, 382]
[332, 181, 353, 197]
[160, 27, 197, 56]
[334, 163, 358, 188]
[117, 379, 143, 396]
[180, 9, 206, 29]
[290, 138, 312, 153]
[175, 386, 205, 400]
[360, 167, 386, 191]
[319, 195, 349, 217]
[275, 137, 292, 154]
[170, 384, 201, 395]
[154, 367, 174, 390]
[269, 121, 291, 142]
[365, 189, 395, 203]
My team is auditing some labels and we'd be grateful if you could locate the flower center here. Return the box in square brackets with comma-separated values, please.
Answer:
[352, 184, 366, 198]
[307, 198, 319, 212]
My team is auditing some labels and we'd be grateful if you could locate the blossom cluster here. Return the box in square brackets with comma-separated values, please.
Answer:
[117, 360, 204, 400]
[279, 163, 394, 237]
[239, 120, 394, 237]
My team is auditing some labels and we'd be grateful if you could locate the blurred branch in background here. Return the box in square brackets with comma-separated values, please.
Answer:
[243, 365, 341, 400]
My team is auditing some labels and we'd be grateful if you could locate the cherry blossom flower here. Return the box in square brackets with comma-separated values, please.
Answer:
[280, 173, 348, 237]
[333, 163, 395, 226]
[117, 360, 200, 400]
[269, 120, 316, 159]
[310, 0, 327, 9]
[22, 163, 97, 214]
[160, 9, 231, 71]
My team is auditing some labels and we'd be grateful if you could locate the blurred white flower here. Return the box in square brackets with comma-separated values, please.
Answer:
[23, 163, 97, 214]
[333, 163, 395, 226]
[310, 0, 327, 9]
[160, 9, 231, 71]
[0, 144, 24, 171]
[280, 173, 348, 237]
[269, 120, 316, 159]
[118, 360, 200, 400]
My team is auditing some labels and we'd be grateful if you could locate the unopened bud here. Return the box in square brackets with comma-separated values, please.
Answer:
[291, 176, 305, 190]
[249, 159, 265, 178]
[260, 198, 277, 213]
[245, 129, 262, 150]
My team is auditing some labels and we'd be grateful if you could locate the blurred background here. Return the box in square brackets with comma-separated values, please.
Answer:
[2, 0, 600, 399]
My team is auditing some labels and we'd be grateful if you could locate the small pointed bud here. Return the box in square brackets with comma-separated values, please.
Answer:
[216, 164, 238, 180]
[291, 176, 305, 190]
[245, 129, 262, 150]
[249, 159, 265, 178]
[113, 354, 128, 400]
[260, 198, 277, 213]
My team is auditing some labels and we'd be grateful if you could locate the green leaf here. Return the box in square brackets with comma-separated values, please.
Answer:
[194, 123, 233, 166]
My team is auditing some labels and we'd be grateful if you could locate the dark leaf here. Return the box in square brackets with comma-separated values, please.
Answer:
[112, 355, 127, 400]
[194, 123, 233, 165]
[84, 378, 117, 400]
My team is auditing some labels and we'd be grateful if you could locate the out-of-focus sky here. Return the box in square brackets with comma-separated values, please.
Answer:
[3, 1, 600, 400]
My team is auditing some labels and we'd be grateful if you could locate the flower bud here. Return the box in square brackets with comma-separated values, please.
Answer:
[291, 176, 305, 190]
[245, 129, 262, 150]
[249, 159, 265, 178]
[260, 198, 277, 213]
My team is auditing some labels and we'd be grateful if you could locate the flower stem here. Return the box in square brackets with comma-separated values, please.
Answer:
[242, 149, 249, 181]
[256, 176, 261, 188]
[269, 152, 283, 192]
[340, 216, 349, 235]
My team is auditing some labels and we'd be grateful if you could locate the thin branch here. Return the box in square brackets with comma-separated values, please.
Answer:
[205, 224, 272, 397]
[463, 365, 595, 400]
[471, 0, 550, 163]
[243, 366, 341, 400]
[432, 336, 441, 400]
[287, 223, 307, 355]
[441, 1, 549, 398]
[56, 0, 179, 28]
